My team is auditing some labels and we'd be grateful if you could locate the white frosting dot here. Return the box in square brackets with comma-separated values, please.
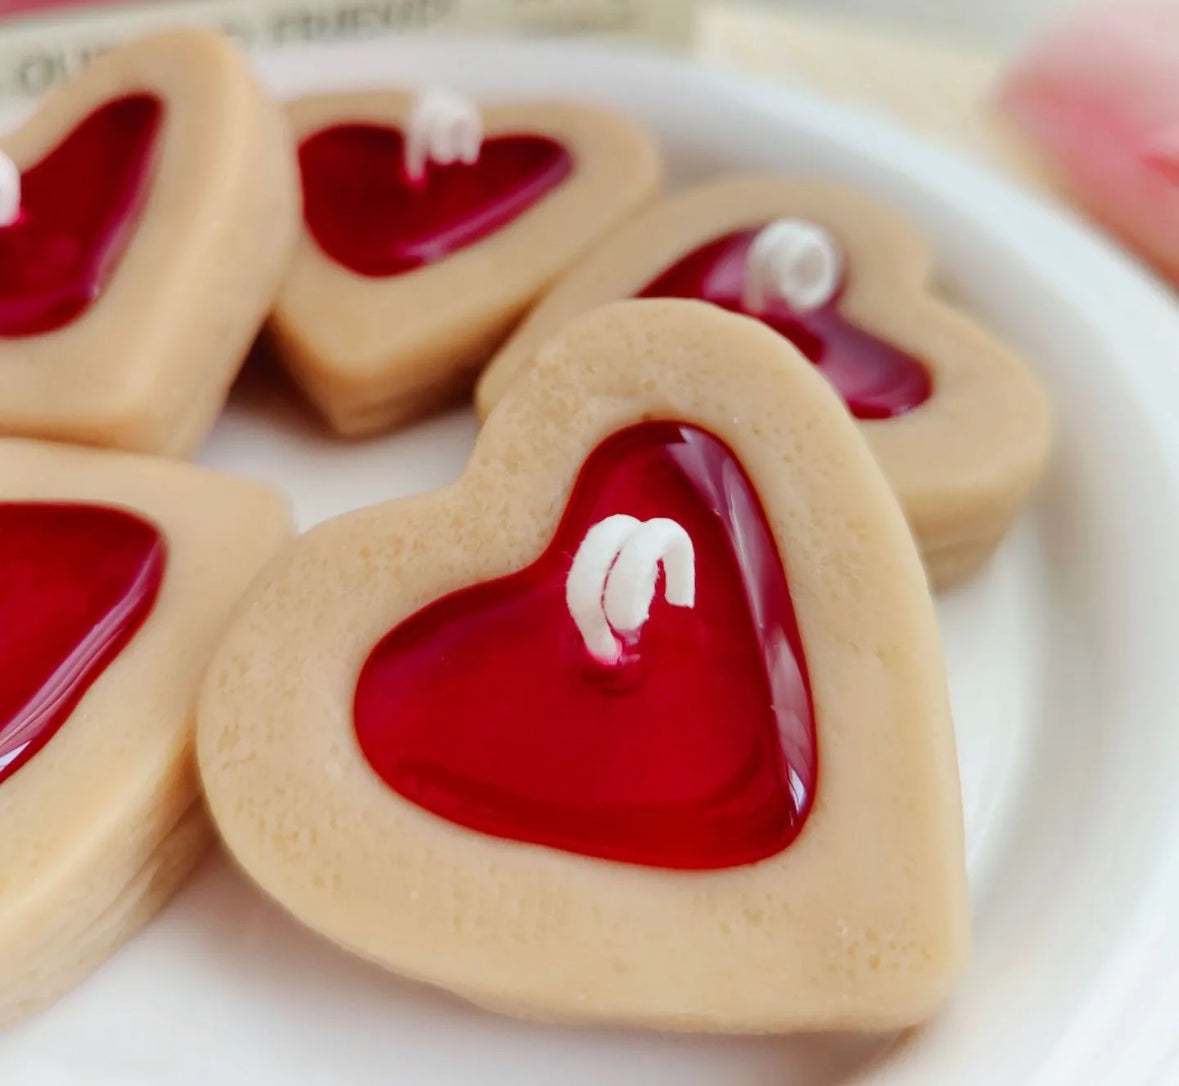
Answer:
[0, 151, 20, 228]
[743, 218, 842, 314]
[404, 86, 483, 183]
[565, 515, 696, 665]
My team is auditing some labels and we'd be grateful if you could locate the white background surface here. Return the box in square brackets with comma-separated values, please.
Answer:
[6, 36, 1179, 1084]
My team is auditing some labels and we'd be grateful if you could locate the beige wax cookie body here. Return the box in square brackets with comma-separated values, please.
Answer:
[0, 439, 292, 1027]
[270, 91, 661, 437]
[476, 177, 1052, 589]
[199, 299, 969, 1034]
[0, 29, 299, 458]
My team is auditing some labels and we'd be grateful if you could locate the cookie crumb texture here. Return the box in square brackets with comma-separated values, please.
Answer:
[0, 439, 292, 1027]
[0, 28, 300, 457]
[200, 299, 969, 1033]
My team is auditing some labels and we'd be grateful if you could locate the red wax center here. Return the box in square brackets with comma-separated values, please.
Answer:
[0, 94, 163, 337]
[0, 503, 165, 786]
[354, 422, 816, 870]
[638, 228, 932, 419]
[298, 123, 572, 277]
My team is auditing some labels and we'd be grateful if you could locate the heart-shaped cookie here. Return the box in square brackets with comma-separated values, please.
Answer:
[0, 29, 299, 457]
[199, 299, 968, 1033]
[0, 439, 290, 1027]
[269, 88, 661, 437]
[476, 177, 1053, 589]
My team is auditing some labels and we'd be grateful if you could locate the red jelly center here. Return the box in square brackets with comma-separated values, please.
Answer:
[354, 423, 816, 870]
[0, 503, 165, 786]
[298, 123, 572, 277]
[0, 94, 163, 337]
[638, 228, 932, 419]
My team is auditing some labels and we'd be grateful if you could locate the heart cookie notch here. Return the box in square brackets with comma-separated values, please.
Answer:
[269, 89, 661, 437]
[0, 440, 291, 1027]
[0, 29, 300, 457]
[476, 177, 1053, 588]
[199, 299, 969, 1033]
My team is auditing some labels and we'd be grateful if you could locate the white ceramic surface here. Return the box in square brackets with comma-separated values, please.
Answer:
[4, 38, 1179, 1086]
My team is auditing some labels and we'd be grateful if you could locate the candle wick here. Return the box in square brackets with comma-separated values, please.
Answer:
[742, 217, 842, 314]
[403, 85, 483, 184]
[0, 150, 20, 228]
[565, 514, 696, 665]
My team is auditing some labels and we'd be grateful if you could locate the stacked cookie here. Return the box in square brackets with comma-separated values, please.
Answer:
[0, 26, 1051, 1035]
[0, 29, 297, 1028]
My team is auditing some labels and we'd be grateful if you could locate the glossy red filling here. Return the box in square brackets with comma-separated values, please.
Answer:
[354, 422, 816, 870]
[298, 122, 572, 277]
[0, 503, 165, 786]
[638, 228, 932, 419]
[0, 94, 163, 337]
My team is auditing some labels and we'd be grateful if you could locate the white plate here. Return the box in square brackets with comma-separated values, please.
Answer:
[6, 37, 1179, 1086]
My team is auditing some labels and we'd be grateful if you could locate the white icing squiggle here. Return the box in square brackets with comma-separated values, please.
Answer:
[0, 151, 20, 227]
[565, 514, 696, 665]
[742, 218, 842, 314]
[404, 86, 483, 183]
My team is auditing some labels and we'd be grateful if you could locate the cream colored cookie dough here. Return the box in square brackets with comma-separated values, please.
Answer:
[269, 91, 661, 437]
[0, 29, 299, 458]
[0, 439, 292, 1027]
[199, 299, 969, 1034]
[476, 177, 1052, 589]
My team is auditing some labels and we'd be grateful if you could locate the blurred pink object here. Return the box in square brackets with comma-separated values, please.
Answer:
[997, 2, 1179, 283]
